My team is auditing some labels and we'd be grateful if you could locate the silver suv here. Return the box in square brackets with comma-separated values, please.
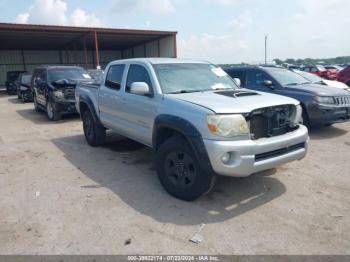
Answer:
[75, 58, 309, 201]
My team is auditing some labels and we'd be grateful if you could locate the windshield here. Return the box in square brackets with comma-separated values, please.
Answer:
[296, 71, 322, 83]
[153, 63, 237, 94]
[48, 68, 91, 82]
[265, 68, 311, 86]
[21, 74, 32, 84]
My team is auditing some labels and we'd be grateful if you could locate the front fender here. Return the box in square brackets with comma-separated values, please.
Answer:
[153, 114, 213, 174]
[79, 94, 102, 125]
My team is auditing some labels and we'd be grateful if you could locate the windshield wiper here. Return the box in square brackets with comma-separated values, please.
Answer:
[168, 90, 202, 94]
[286, 82, 309, 86]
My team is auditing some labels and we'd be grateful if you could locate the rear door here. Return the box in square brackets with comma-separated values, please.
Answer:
[98, 64, 126, 131]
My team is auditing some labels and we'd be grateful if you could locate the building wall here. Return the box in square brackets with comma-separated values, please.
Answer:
[0, 35, 176, 88]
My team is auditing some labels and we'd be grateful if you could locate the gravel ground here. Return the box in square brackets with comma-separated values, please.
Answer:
[0, 95, 349, 255]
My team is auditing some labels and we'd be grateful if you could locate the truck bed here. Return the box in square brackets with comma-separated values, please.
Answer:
[75, 82, 100, 116]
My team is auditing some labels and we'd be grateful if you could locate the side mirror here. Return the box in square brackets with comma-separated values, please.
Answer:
[130, 82, 151, 96]
[234, 78, 241, 87]
[263, 80, 274, 88]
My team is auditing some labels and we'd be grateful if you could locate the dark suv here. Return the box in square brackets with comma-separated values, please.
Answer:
[5, 71, 28, 95]
[31, 66, 92, 121]
[225, 66, 350, 127]
[16, 73, 33, 102]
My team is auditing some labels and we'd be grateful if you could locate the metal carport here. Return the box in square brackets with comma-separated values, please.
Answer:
[0, 23, 177, 89]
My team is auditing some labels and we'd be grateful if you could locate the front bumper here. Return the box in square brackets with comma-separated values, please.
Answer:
[309, 103, 350, 126]
[203, 125, 309, 177]
[53, 99, 77, 113]
[19, 90, 33, 101]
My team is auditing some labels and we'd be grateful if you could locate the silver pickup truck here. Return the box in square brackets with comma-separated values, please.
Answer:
[75, 58, 309, 201]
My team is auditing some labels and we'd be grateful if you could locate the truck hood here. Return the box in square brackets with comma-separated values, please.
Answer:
[167, 89, 299, 114]
[284, 83, 349, 96]
[322, 79, 349, 90]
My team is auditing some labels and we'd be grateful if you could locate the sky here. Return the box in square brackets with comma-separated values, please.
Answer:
[0, 0, 349, 64]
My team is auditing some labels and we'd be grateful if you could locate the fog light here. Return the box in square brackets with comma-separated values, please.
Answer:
[221, 152, 231, 164]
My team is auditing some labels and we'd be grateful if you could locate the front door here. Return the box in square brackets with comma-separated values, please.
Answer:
[118, 64, 158, 146]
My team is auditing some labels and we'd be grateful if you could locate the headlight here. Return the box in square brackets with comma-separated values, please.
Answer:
[315, 96, 335, 104]
[294, 104, 303, 124]
[207, 114, 249, 137]
[53, 90, 64, 99]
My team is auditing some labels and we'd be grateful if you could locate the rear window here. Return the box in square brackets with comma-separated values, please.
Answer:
[7, 72, 24, 81]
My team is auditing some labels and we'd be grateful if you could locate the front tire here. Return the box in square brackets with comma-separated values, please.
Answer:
[82, 110, 106, 147]
[46, 100, 61, 121]
[156, 136, 216, 201]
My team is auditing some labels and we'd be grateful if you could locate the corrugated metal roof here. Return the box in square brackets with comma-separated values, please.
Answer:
[0, 23, 177, 50]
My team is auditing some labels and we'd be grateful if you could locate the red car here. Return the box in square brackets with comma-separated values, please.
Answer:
[301, 65, 338, 80]
[337, 66, 350, 87]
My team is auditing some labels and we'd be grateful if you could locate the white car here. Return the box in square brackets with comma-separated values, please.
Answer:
[293, 69, 350, 92]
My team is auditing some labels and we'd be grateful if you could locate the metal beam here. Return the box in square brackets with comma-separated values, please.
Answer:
[94, 31, 100, 68]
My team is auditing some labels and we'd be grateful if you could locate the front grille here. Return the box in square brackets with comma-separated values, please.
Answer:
[64, 88, 75, 100]
[247, 105, 297, 140]
[334, 96, 350, 106]
[255, 142, 305, 162]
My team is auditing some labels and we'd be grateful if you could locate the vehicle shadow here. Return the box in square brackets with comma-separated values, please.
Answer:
[309, 125, 348, 140]
[16, 108, 80, 125]
[7, 97, 21, 104]
[52, 133, 286, 225]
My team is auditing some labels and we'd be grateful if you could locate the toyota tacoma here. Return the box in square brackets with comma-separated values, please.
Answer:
[75, 58, 309, 201]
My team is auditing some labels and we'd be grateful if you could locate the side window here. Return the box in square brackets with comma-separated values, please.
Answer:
[126, 65, 153, 93]
[105, 64, 125, 90]
[233, 70, 247, 87]
[311, 67, 318, 72]
[247, 70, 273, 87]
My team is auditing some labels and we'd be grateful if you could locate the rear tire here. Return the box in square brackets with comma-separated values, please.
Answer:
[46, 100, 61, 121]
[156, 136, 216, 201]
[346, 81, 350, 87]
[82, 110, 106, 147]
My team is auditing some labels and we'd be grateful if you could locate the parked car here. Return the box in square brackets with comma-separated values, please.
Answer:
[325, 65, 344, 72]
[5, 70, 28, 95]
[292, 69, 350, 91]
[32, 66, 92, 121]
[337, 66, 350, 87]
[300, 65, 337, 80]
[76, 58, 309, 201]
[16, 73, 33, 102]
[88, 69, 104, 84]
[225, 66, 350, 127]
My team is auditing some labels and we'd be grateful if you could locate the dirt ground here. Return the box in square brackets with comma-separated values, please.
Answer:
[0, 94, 349, 255]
